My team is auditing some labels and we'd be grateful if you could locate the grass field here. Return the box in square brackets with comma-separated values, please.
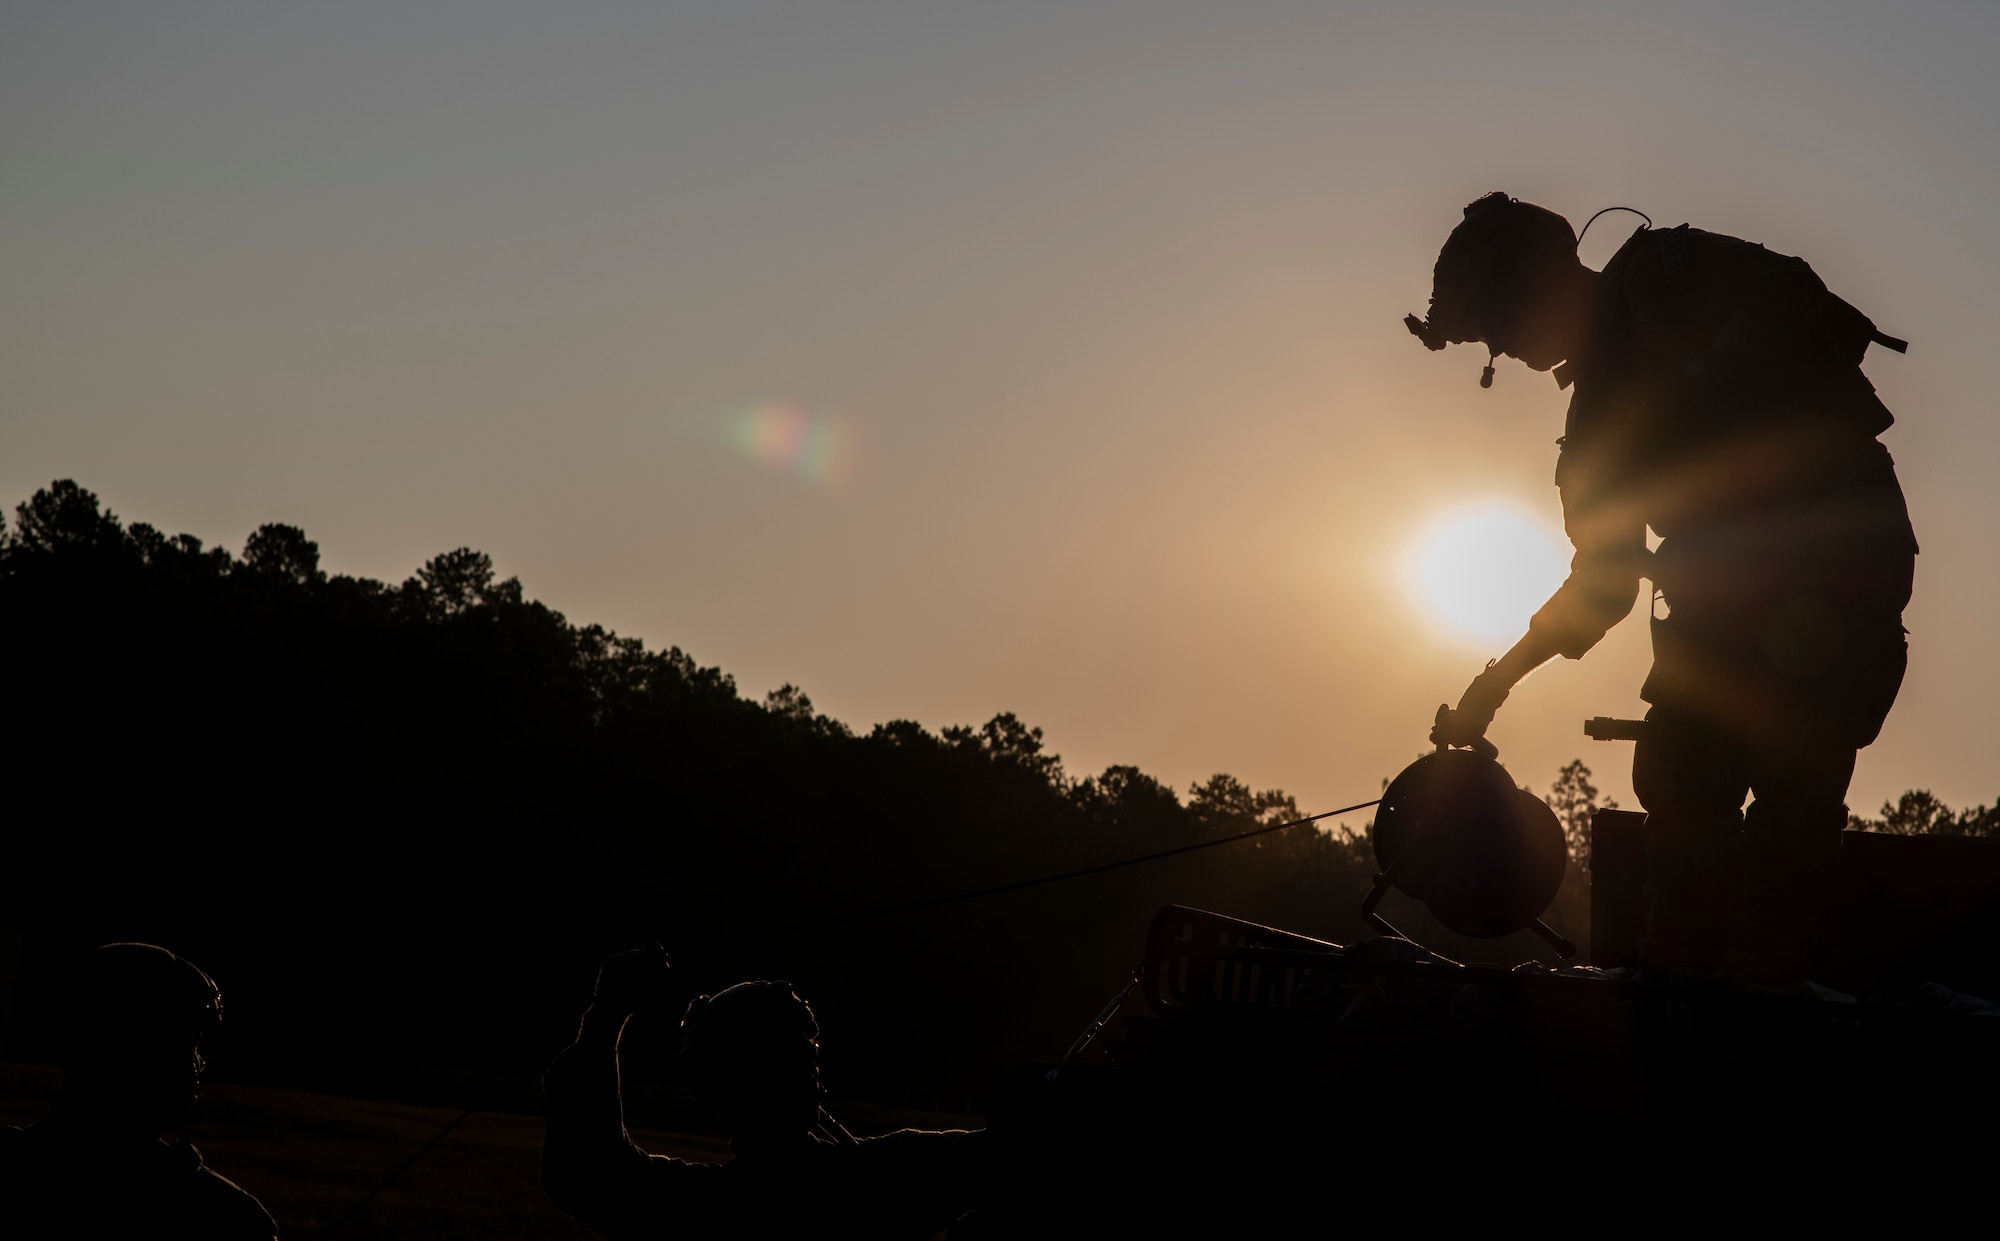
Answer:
[0, 1062, 732, 1238]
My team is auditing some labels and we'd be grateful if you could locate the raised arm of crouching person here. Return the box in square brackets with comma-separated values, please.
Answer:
[541, 943, 986, 1239]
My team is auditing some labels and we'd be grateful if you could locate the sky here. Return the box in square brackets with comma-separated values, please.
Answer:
[5, 2, 1996, 827]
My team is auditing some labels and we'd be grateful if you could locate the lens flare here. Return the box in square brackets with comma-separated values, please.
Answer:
[1406, 504, 1573, 645]
[726, 402, 856, 487]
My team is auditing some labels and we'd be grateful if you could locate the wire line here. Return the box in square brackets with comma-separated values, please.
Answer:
[747, 798, 1383, 940]
[326, 1102, 480, 1235]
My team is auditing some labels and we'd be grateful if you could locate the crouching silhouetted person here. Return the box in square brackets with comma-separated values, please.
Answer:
[0, 943, 278, 1239]
[542, 943, 985, 1238]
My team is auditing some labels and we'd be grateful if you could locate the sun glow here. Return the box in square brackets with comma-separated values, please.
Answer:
[1405, 504, 1573, 646]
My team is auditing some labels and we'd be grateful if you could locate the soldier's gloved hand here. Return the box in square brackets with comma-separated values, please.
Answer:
[591, 941, 681, 1020]
[1428, 666, 1510, 759]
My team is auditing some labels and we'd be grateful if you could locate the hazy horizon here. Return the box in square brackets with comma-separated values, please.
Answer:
[7, 2, 1996, 824]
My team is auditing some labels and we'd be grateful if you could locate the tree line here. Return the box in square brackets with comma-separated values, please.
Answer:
[1849, 791, 1999, 838]
[0, 481, 1371, 1105]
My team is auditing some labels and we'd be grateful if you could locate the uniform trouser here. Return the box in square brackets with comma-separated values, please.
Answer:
[1632, 699, 1858, 960]
[1632, 450, 1915, 967]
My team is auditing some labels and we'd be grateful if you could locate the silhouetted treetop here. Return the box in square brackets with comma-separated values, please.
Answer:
[1188, 773, 1303, 833]
[1545, 759, 1617, 874]
[1072, 765, 1182, 832]
[407, 546, 524, 617]
[11, 479, 130, 556]
[940, 712, 1066, 789]
[764, 684, 854, 739]
[242, 524, 323, 587]
[1849, 790, 1999, 838]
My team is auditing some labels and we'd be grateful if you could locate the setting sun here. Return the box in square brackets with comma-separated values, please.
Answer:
[1406, 504, 1573, 646]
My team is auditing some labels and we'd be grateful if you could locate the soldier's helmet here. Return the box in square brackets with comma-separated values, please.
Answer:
[676, 981, 823, 1117]
[51, 943, 222, 1128]
[1406, 192, 1579, 352]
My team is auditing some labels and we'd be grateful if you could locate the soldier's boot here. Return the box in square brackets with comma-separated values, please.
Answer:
[1727, 798, 1844, 984]
[1637, 811, 1742, 971]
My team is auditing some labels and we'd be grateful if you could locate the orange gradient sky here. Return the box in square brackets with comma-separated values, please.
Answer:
[5, 3, 1995, 825]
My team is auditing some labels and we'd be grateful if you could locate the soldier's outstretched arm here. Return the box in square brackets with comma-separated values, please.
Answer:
[1430, 629, 1563, 752]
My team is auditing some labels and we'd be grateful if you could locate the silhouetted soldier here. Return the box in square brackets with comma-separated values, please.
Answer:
[0, 943, 278, 1238]
[541, 942, 985, 1238]
[1411, 193, 1916, 979]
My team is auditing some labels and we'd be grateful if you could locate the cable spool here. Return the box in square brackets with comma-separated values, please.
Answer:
[1364, 749, 1572, 954]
